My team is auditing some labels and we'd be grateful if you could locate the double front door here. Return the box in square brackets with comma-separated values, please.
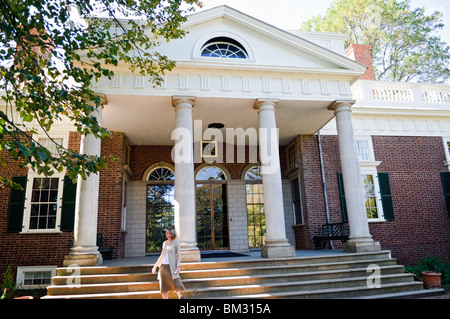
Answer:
[196, 182, 229, 250]
[145, 166, 229, 252]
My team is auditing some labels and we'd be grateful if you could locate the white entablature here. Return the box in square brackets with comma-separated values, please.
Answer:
[92, 5, 365, 101]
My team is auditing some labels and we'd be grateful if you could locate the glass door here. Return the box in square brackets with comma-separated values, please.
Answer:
[196, 167, 229, 250]
[196, 182, 229, 250]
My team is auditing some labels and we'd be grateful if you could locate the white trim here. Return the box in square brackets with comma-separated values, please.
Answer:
[192, 31, 255, 61]
[20, 133, 68, 234]
[16, 266, 57, 289]
[360, 168, 385, 223]
[443, 137, 450, 171]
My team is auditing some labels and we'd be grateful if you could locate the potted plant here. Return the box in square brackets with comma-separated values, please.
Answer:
[421, 271, 442, 289]
[405, 255, 449, 290]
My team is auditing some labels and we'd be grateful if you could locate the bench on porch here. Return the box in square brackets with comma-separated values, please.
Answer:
[97, 233, 114, 260]
[313, 222, 349, 250]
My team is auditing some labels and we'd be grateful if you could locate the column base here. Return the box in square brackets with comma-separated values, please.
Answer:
[261, 240, 295, 258]
[63, 253, 101, 267]
[63, 246, 102, 266]
[344, 240, 381, 253]
[180, 244, 201, 262]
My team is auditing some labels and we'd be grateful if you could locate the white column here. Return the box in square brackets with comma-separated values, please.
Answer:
[172, 96, 200, 262]
[328, 100, 381, 252]
[64, 106, 103, 266]
[254, 99, 295, 258]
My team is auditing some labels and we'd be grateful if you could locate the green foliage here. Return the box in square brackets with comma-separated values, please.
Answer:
[300, 0, 450, 84]
[405, 255, 450, 292]
[0, 0, 201, 185]
[0, 266, 15, 299]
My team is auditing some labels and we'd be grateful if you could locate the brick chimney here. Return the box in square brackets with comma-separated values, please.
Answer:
[345, 44, 375, 80]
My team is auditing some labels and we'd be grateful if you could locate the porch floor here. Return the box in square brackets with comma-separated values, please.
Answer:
[102, 249, 347, 266]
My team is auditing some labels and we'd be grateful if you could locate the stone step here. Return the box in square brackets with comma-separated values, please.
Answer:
[55, 251, 392, 276]
[51, 258, 397, 285]
[180, 258, 397, 279]
[43, 251, 437, 299]
[182, 273, 416, 299]
[44, 273, 420, 299]
[48, 264, 405, 294]
[215, 282, 427, 299]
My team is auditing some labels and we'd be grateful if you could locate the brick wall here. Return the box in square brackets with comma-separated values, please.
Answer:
[299, 134, 450, 264]
[370, 136, 450, 264]
[345, 44, 376, 81]
[0, 132, 80, 278]
[130, 143, 287, 181]
[98, 132, 126, 259]
[0, 131, 127, 278]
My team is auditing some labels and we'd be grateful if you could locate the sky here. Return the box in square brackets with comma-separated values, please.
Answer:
[194, 0, 450, 45]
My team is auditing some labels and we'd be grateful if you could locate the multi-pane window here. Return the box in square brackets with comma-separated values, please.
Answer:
[23, 271, 52, 286]
[245, 166, 266, 249]
[146, 167, 175, 252]
[38, 138, 63, 157]
[200, 37, 248, 59]
[148, 167, 174, 181]
[288, 146, 296, 169]
[29, 177, 59, 230]
[362, 174, 378, 219]
[356, 140, 371, 161]
[16, 266, 57, 289]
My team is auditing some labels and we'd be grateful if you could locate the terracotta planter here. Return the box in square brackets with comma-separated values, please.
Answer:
[421, 271, 441, 289]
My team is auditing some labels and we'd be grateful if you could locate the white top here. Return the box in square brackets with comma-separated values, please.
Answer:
[161, 243, 172, 264]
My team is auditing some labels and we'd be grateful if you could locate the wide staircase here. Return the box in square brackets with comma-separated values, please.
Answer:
[43, 250, 443, 299]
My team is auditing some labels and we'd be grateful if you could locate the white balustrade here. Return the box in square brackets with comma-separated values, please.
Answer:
[351, 80, 450, 109]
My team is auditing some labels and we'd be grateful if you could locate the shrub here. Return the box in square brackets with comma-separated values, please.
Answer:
[405, 255, 450, 292]
[0, 266, 15, 299]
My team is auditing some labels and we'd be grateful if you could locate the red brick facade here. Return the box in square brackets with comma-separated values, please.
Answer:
[1, 131, 449, 277]
[297, 134, 450, 265]
[345, 44, 376, 81]
[0, 131, 127, 277]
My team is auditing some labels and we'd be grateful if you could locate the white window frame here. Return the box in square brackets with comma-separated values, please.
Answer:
[16, 266, 57, 289]
[355, 136, 376, 162]
[356, 136, 385, 222]
[442, 137, 450, 171]
[192, 32, 256, 63]
[21, 134, 68, 234]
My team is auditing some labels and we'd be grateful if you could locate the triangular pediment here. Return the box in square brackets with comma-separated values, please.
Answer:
[152, 5, 366, 79]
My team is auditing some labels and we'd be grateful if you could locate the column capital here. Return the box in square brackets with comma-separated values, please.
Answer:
[327, 100, 356, 113]
[172, 96, 196, 108]
[84, 93, 107, 109]
[253, 98, 279, 111]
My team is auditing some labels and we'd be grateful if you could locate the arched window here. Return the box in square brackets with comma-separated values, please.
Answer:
[200, 37, 248, 59]
[196, 166, 227, 181]
[148, 167, 174, 181]
[146, 167, 175, 252]
[245, 166, 265, 249]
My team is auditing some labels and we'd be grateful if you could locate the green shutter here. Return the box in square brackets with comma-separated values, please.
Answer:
[60, 176, 77, 231]
[337, 173, 348, 222]
[378, 172, 395, 221]
[440, 172, 450, 216]
[7, 176, 27, 233]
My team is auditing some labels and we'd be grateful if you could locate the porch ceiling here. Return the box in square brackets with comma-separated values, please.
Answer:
[102, 94, 334, 146]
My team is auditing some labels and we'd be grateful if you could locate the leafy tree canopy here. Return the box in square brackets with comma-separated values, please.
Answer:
[0, 0, 201, 187]
[300, 0, 450, 84]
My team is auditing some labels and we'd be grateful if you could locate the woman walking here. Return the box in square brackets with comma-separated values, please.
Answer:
[152, 228, 185, 299]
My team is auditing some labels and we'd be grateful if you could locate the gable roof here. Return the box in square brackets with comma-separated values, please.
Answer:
[180, 5, 366, 78]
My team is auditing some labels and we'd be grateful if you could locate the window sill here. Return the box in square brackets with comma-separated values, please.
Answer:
[368, 218, 386, 223]
[20, 230, 62, 235]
